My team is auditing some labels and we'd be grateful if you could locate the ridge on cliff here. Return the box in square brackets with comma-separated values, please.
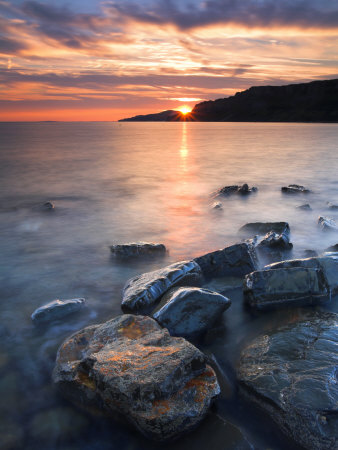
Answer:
[119, 78, 338, 122]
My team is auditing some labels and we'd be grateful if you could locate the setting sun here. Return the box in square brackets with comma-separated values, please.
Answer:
[177, 105, 192, 115]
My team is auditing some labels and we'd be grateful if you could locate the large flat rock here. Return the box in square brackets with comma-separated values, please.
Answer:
[237, 312, 338, 449]
[244, 267, 329, 310]
[121, 260, 203, 314]
[194, 243, 258, 280]
[53, 315, 219, 441]
[110, 242, 166, 257]
[239, 221, 290, 236]
[152, 287, 231, 339]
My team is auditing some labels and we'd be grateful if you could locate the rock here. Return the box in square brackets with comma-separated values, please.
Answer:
[318, 216, 338, 232]
[110, 242, 166, 258]
[265, 255, 338, 294]
[304, 249, 318, 257]
[0, 421, 24, 450]
[243, 267, 329, 310]
[217, 184, 257, 196]
[194, 243, 258, 280]
[296, 203, 312, 210]
[212, 201, 223, 209]
[255, 231, 292, 251]
[239, 222, 290, 236]
[326, 243, 338, 252]
[327, 202, 338, 210]
[281, 184, 311, 194]
[43, 201, 55, 210]
[121, 261, 203, 314]
[237, 311, 338, 450]
[152, 287, 231, 339]
[53, 314, 220, 442]
[31, 298, 85, 324]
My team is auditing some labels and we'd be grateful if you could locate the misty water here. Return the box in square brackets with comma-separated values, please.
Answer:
[1, 121, 338, 449]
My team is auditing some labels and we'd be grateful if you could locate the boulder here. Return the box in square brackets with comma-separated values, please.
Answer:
[281, 184, 311, 194]
[53, 314, 220, 441]
[327, 202, 338, 210]
[243, 267, 329, 310]
[296, 203, 312, 210]
[265, 255, 338, 294]
[217, 184, 257, 196]
[121, 260, 203, 314]
[254, 231, 292, 251]
[239, 222, 290, 236]
[237, 312, 338, 450]
[110, 242, 166, 258]
[31, 298, 85, 324]
[194, 243, 258, 280]
[318, 216, 338, 232]
[152, 287, 231, 339]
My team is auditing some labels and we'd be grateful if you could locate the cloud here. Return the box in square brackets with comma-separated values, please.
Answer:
[0, 37, 27, 54]
[107, 0, 338, 30]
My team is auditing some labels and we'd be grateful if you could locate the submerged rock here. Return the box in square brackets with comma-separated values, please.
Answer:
[212, 201, 223, 210]
[281, 184, 311, 194]
[239, 222, 290, 236]
[243, 267, 329, 310]
[326, 243, 338, 252]
[31, 298, 85, 324]
[265, 255, 338, 294]
[53, 314, 220, 441]
[121, 260, 203, 314]
[304, 249, 318, 257]
[152, 287, 231, 339]
[327, 202, 338, 210]
[318, 216, 338, 232]
[194, 243, 258, 280]
[237, 312, 338, 450]
[43, 201, 55, 210]
[217, 184, 257, 196]
[110, 242, 166, 258]
[296, 203, 312, 210]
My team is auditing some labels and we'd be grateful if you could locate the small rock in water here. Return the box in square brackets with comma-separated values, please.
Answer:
[303, 249, 318, 257]
[327, 202, 338, 210]
[239, 221, 290, 236]
[318, 216, 338, 232]
[237, 312, 338, 450]
[152, 287, 231, 339]
[217, 183, 257, 196]
[296, 203, 312, 210]
[43, 201, 55, 210]
[53, 314, 220, 442]
[281, 184, 311, 194]
[122, 260, 203, 314]
[194, 243, 258, 280]
[31, 298, 85, 324]
[326, 243, 338, 252]
[212, 201, 223, 209]
[243, 267, 329, 310]
[110, 242, 166, 258]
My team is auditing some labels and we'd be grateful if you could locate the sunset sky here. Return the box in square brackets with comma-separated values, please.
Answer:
[1, 0, 338, 121]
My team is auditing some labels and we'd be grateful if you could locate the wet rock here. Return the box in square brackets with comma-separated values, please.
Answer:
[243, 267, 329, 310]
[31, 298, 85, 324]
[255, 231, 292, 251]
[217, 184, 257, 196]
[296, 203, 312, 210]
[194, 243, 258, 280]
[122, 260, 203, 314]
[239, 222, 290, 236]
[212, 201, 223, 210]
[29, 407, 88, 442]
[152, 287, 231, 339]
[53, 314, 220, 442]
[318, 216, 338, 232]
[326, 243, 338, 252]
[43, 201, 55, 210]
[327, 202, 338, 210]
[110, 242, 166, 258]
[265, 255, 338, 294]
[281, 184, 311, 194]
[304, 249, 318, 257]
[237, 311, 338, 450]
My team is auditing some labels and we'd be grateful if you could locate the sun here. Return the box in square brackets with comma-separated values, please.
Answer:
[177, 105, 192, 115]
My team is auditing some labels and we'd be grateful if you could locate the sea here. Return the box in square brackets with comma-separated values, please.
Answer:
[1, 121, 338, 449]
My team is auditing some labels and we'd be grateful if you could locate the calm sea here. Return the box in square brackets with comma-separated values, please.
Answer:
[1, 122, 338, 449]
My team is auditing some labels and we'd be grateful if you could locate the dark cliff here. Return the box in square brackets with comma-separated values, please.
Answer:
[119, 78, 338, 122]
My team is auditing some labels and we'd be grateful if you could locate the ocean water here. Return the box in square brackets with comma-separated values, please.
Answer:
[1, 121, 338, 449]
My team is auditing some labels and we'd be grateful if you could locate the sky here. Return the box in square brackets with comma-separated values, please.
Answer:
[1, 0, 338, 121]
